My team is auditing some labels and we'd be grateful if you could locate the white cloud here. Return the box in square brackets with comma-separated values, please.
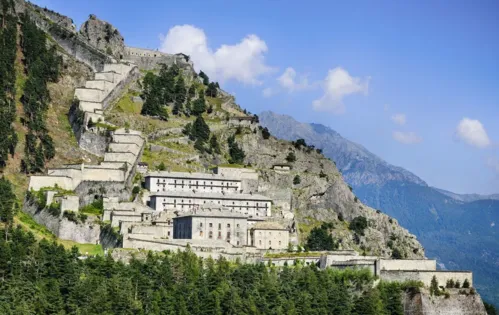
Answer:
[456, 118, 491, 148]
[262, 87, 274, 98]
[392, 131, 423, 144]
[277, 67, 313, 92]
[312, 67, 370, 114]
[391, 113, 407, 125]
[159, 25, 272, 85]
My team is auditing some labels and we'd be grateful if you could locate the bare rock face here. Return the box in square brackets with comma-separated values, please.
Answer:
[404, 288, 488, 315]
[220, 125, 425, 259]
[79, 14, 125, 60]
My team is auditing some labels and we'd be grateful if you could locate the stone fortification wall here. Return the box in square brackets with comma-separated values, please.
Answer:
[380, 270, 473, 288]
[21, 2, 113, 71]
[23, 198, 100, 244]
[380, 259, 436, 271]
[28, 175, 74, 191]
[75, 181, 130, 207]
[123, 47, 193, 71]
[403, 289, 487, 315]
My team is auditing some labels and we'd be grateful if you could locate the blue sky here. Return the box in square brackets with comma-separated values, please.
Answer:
[35, 0, 499, 194]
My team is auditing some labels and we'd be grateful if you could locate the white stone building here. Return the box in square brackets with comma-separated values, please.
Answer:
[145, 171, 242, 194]
[173, 204, 248, 247]
[249, 221, 289, 250]
[149, 191, 272, 217]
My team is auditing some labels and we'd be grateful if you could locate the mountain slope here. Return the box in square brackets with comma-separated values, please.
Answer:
[260, 110, 499, 306]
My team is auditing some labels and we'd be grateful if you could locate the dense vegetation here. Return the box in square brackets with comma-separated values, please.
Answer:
[306, 223, 338, 251]
[20, 13, 61, 173]
[0, 226, 417, 314]
[0, 0, 18, 168]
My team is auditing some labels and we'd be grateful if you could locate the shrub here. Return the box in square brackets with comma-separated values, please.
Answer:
[286, 151, 296, 163]
[63, 211, 78, 223]
[293, 139, 307, 149]
[293, 175, 301, 185]
[454, 280, 461, 288]
[444, 292, 450, 299]
[354, 196, 358, 203]
[47, 202, 61, 217]
[157, 162, 166, 171]
[338, 213, 344, 221]
[430, 275, 440, 296]
[350, 216, 368, 236]
[262, 127, 271, 139]
[463, 279, 470, 288]
[319, 170, 327, 178]
[446, 279, 455, 288]
[348, 185, 353, 192]
[391, 248, 403, 259]
[132, 186, 140, 195]
[306, 223, 338, 251]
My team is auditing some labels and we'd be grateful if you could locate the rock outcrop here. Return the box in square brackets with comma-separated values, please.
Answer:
[79, 14, 125, 60]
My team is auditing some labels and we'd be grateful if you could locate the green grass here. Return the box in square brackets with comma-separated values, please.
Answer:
[264, 252, 323, 258]
[113, 91, 142, 114]
[58, 240, 104, 256]
[141, 148, 197, 172]
[152, 139, 196, 154]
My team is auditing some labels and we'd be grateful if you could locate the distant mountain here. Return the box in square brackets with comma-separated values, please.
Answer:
[433, 187, 499, 203]
[260, 110, 499, 306]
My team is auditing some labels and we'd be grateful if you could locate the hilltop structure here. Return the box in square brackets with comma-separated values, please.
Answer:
[15, 1, 488, 312]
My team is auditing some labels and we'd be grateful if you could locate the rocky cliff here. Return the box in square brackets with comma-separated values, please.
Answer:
[79, 14, 125, 60]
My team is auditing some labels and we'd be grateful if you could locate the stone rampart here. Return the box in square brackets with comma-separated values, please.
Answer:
[85, 80, 115, 91]
[123, 46, 193, 71]
[108, 143, 141, 155]
[380, 259, 436, 271]
[28, 175, 74, 191]
[380, 270, 473, 288]
[23, 3, 113, 71]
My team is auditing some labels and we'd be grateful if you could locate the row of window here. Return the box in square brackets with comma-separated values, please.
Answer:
[155, 179, 239, 186]
[162, 199, 268, 207]
[258, 240, 282, 246]
[200, 222, 241, 228]
[202, 231, 241, 239]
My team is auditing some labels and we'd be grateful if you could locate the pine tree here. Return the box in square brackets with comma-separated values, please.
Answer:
[174, 75, 186, 104]
[209, 135, 221, 154]
[430, 275, 439, 296]
[192, 93, 206, 116]
[199, 71, 210, 86]
[191, 115, 210, 143]
[228, 135, 245, 164]
[0, 177, 16, 239]
[206, 82, 218, 97]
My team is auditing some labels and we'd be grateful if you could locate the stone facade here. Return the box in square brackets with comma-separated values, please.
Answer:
[381, 270, 473, 288]
[250, 221, 289, 250]
[122, 47, 194, 71]
[173, 205, 248, 247]
[149, 192, 272, 217]
[145, 171, 242, 194]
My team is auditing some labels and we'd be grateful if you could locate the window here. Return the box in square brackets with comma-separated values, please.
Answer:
[218, 223, 221, 230]
[167, 231, 170, 236]
[259, 240, 262, 245]
[209, 223, 213, 228]
[279, 241, 281, 246]
[200, 223, 203, 227]
[209, 231, 213, 239]
[227, 232, 231, 239]
[236, 232, 240, 237]
[236, 224, 240, 228]
[269, 240, 271, 245]
[227, 223, 230, 228]
[200, 231, 203, 237]
[218, 231, 222, 239]
[237, 241, 240, 246]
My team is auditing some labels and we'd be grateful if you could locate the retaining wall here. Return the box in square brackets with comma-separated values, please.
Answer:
[380, 270, 473, 287]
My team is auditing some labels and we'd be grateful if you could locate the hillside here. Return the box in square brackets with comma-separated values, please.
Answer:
[0, 0, 492, 313]
[260, 110, 499, 306]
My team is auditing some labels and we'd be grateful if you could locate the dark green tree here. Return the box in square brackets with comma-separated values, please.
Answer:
[209, 135, 221, 154]
[350, 216, 368, 236]
[0, 177, 16, 239]
[306, 223, 337, 251]
[206, 82, 218, 97]
[191, 115, 210, 143]
[192, 93, 206, 116]
[227, 135, 245, 164]
[286, 151, 296, 163]
[199, 70, 210, 86]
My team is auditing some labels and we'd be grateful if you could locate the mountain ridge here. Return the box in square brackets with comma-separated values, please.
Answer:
[260, 110, 499, 306]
